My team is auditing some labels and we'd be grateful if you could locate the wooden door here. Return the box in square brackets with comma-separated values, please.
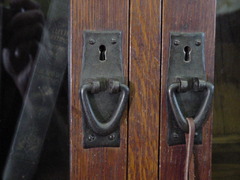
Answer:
[70, 0, 216, 179]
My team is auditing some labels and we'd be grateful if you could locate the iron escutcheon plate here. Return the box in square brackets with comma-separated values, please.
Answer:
[167, 32, 206, 146]
[81, 31, 124, 148]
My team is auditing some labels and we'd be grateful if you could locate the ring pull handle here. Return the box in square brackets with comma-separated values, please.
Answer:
[80, 79, 129, 136]
[168, 78, 214, 133]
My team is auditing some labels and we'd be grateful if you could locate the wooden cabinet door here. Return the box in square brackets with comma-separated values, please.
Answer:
[70, 0, 216, 179]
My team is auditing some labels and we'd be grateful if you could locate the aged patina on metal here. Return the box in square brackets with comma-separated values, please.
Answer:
[80, 31, 129, 148]
[167, 32, 214, 145]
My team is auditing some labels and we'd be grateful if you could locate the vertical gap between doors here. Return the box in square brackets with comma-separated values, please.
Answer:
[158, 0, 164, 179]
[126, 0, 131, 179]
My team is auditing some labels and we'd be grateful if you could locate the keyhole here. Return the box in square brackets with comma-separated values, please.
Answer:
[183, 46, 192, 62]
[99, 45, 106, 61]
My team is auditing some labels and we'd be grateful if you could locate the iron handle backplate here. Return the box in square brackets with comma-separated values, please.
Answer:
[80, 79, 129, 136]
[168, 78, 214, 133]
[167, 32, 213, 145]
[80, 31, 127, 148]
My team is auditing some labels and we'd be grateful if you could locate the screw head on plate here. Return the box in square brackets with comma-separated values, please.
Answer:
[195, 40, 201, 46]
[108, 134, 116, 140]
[172, 132, 179, 139]
[89, 39, 96, 45]
[174, 40, 180, 46]
[111, 38, 117, 44]
[88, 134, 96, 141]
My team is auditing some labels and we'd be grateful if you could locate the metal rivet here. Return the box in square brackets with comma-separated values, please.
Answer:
[108, 134, 116, 140]
[172, 132, 179, 138]
[111, 38, 117, 44]
[88, 134, 96, 141]
[89, 39, 96, 45]
[195, 40, 201, 46]
[174, 40, 180, 46]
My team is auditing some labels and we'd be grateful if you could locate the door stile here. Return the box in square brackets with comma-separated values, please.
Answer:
[128, 0, 161, 179]
[70, 1, 129, 179]
[160, 0, 216, 180]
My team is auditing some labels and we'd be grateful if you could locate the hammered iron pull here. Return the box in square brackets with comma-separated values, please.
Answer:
[168, 78, 214, 133]
[80, 79, 129, 136]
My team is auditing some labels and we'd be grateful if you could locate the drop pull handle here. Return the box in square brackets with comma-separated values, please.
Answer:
[80, 80, 129, 136]
[167, 32, 214, 145]
[168, 78, 214, 133]
[80, 31, 128, 148]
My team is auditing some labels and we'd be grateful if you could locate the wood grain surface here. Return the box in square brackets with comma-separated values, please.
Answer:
[70, 0, 216, 179]
[128, 0, 161, 179]
[70, 1, 129, 179]
[160, 0, 216, 180]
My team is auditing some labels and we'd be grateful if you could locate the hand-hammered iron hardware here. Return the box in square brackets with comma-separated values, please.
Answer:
[168, 78, 214, 133]
[80, 31, 129, 148]
[80, 79, 129, 136]
[167, 32, 214, 145]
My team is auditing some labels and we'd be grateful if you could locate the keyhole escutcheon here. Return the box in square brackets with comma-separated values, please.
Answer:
[183, 46, 192, 62]
[99, 45, 106, 61]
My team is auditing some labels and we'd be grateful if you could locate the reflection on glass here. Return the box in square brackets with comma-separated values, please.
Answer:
[0, 0, 69, 179]
[213, 0, 240, 179]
